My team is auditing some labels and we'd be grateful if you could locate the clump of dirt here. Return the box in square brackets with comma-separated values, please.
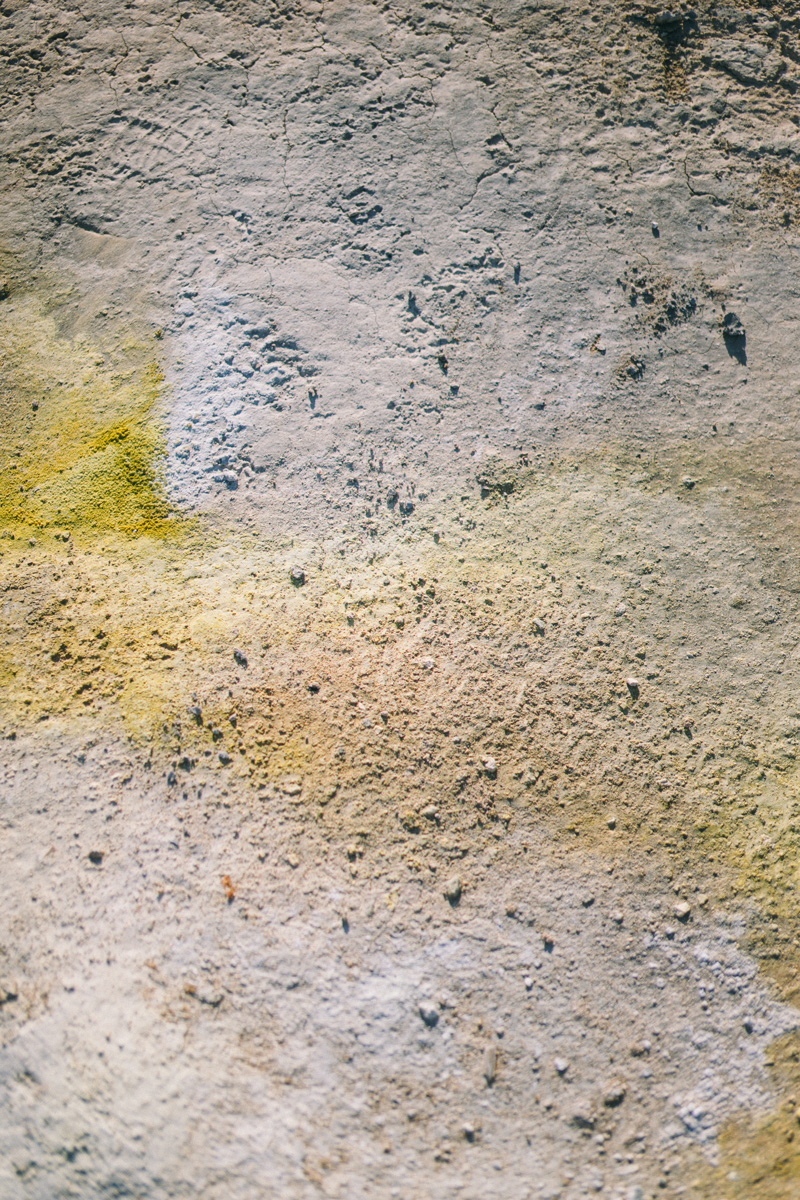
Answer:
[758, 164, 800, 229]
[475, 455, 520, 497]
[615, 352, 646, 381]
[619, 265, 698, 335]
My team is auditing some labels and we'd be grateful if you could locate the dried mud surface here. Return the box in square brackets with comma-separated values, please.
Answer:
[5, 2, 800, 1198]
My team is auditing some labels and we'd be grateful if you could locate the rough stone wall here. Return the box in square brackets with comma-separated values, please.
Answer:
[4, 3, 800, 1198]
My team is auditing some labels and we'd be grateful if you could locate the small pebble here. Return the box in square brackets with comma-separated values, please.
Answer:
[614, 604, 627, 617]
[674, 900, 691, 922]
[482, 756, 497, 778]
[419, 1001, 439, 1028]
[570, 1103, 595, 1129]
[625, 677, 640, 699]
[533, 617, 545, 635]
[554, 1057, 569, 1076]
[290, 566, 306, 586]
[233, 648, 248, 668]
[443, 875, 462, 905]
[602, 1078, 626, 1107]
[483, 1044, 498, 1085]
[722, 311, 745, 340]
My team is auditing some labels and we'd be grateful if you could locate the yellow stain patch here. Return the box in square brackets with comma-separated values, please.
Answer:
[0, 286, 173, 537]
[698, 1033, 800, 1199]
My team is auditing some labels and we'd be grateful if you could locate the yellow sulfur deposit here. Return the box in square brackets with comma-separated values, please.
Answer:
[0, 282, 172, 538]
